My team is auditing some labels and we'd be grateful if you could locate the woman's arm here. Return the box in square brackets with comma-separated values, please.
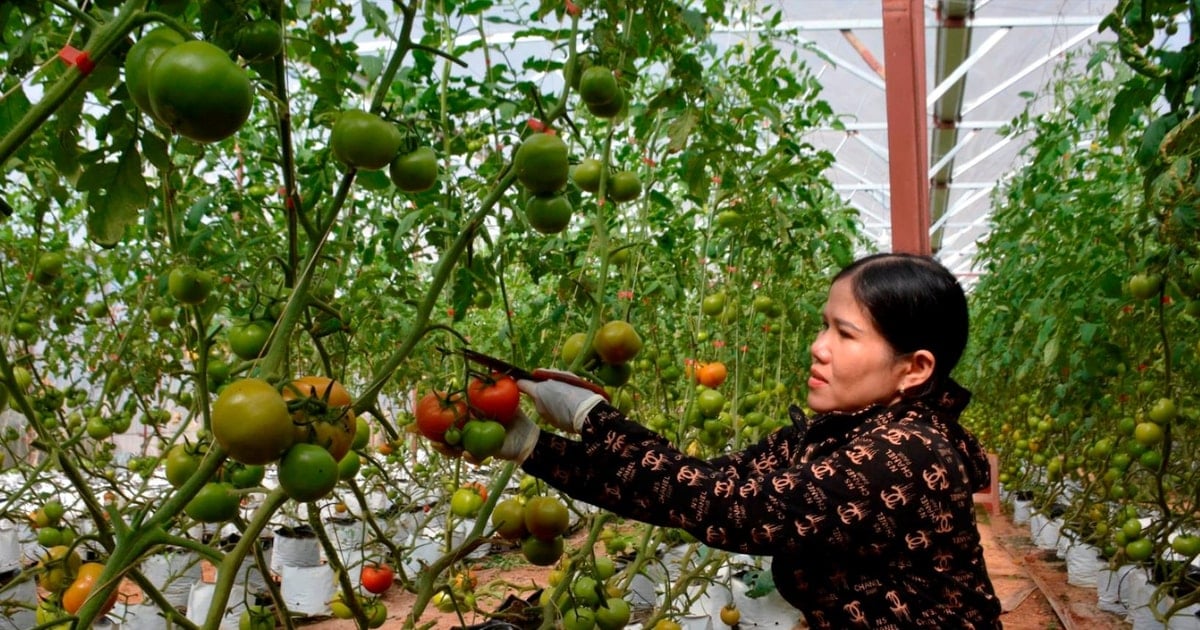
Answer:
[522, 402, 961, 556]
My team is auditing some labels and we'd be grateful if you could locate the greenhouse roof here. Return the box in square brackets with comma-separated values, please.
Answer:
[775, 0, 1116, 283]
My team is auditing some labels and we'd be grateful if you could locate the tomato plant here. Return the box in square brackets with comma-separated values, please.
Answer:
[0, 0, 974, 626]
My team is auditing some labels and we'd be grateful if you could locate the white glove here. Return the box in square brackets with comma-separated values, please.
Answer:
[517, 373, 605, 433]
[495, 411, 541, 463]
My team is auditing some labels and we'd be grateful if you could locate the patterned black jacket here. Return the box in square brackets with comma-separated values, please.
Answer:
[521, 379, 1001, 629]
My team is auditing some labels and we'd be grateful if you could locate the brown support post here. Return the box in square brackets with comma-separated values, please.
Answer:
[881, 0, 931, 255]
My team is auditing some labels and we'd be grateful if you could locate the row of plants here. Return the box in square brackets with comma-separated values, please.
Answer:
[961, 0, 1200, 622]
[0, 0, 864, 628]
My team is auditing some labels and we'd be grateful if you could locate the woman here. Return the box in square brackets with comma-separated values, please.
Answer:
[454, 253, 1002, 629]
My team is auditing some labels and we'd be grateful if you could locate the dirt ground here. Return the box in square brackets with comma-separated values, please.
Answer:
[289, 505, 1133, 630]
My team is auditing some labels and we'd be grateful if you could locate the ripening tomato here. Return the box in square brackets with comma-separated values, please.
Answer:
[467, 374, 520, 425]
[282, 376, 356, 462]
[524, 496, 569, 541]
[415, 391, 467, 442]
[360, 564, 395, 594]
[696, 362, 728, 388]
[61, 562, 118, 615]
[491, 498, 527, 540]
[450, 487, 484, 518]
[719, 604, 741, 626]
[212, 378, 294, 465]
[592, 321, 643, 365]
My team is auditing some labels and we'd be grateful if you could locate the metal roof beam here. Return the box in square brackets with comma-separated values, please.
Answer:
[962, 22, 1100, 116]
[714, 15, 1111, 33]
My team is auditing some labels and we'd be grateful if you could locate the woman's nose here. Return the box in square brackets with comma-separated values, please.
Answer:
[810, 332, 829, 362]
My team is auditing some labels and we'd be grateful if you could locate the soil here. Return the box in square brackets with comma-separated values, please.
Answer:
[288, 505, 1134, 630]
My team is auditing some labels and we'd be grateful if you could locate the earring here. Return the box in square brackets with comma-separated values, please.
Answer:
[898, 386, 906, 397]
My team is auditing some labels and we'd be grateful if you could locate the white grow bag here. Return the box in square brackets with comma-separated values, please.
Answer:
[1065, 543, 1106, 588]
[140, 550, 202, 608]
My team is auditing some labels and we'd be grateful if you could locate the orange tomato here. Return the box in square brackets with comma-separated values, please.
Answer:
[282, 376, 356, 461]
[696, 362, 728, 388]
[62, 562, 118, 615]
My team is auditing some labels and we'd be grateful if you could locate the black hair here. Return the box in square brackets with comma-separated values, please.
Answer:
[833, 252, 969, 389]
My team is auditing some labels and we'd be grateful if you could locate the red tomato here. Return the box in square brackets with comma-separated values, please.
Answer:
[415, 391, 467, 442]
[360, 564, 395, 594]
[466, 374, 520, 425]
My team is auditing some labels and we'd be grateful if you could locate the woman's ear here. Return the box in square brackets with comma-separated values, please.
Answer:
[900, 350, 935, 392]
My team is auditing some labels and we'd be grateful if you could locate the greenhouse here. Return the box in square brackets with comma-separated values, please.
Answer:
[0, 0, 1196, 628]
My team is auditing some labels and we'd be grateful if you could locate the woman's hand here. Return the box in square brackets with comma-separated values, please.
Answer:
[517, 372, 605, 433]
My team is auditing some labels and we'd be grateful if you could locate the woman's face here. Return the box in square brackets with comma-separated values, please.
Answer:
[807, 277, 910, 413]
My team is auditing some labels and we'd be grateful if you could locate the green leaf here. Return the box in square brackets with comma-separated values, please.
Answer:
[1137, 113, 1179, 166]
[666, 108, 698, 154]
[0, 87, 32, 142]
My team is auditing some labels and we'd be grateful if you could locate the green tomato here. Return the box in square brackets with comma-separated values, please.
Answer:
[277, 443, 339, 502]
[337, 451, 361, 480]
[351, 417, 370, 451]
[168, 266, 214, 305]
[449, 487, 484, 518]
[461, 419, 507, 461]
[185, 482, 240, 523]
[228, 320, 272, 360]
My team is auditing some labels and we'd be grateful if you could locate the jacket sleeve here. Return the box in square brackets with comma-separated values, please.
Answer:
[521, 402, 964, 556]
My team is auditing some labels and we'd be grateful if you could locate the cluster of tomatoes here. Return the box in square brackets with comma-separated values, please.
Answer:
[329, 109, 439, 193]
[322, 564, 393, 627]
[125, 27, 253, 143]
[28, 500, 118, 623]
[560, 320, 645, 388]
[414, 372, 521, 462]
[489, 494, 571, 567]
[172, 375, 365, 522]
